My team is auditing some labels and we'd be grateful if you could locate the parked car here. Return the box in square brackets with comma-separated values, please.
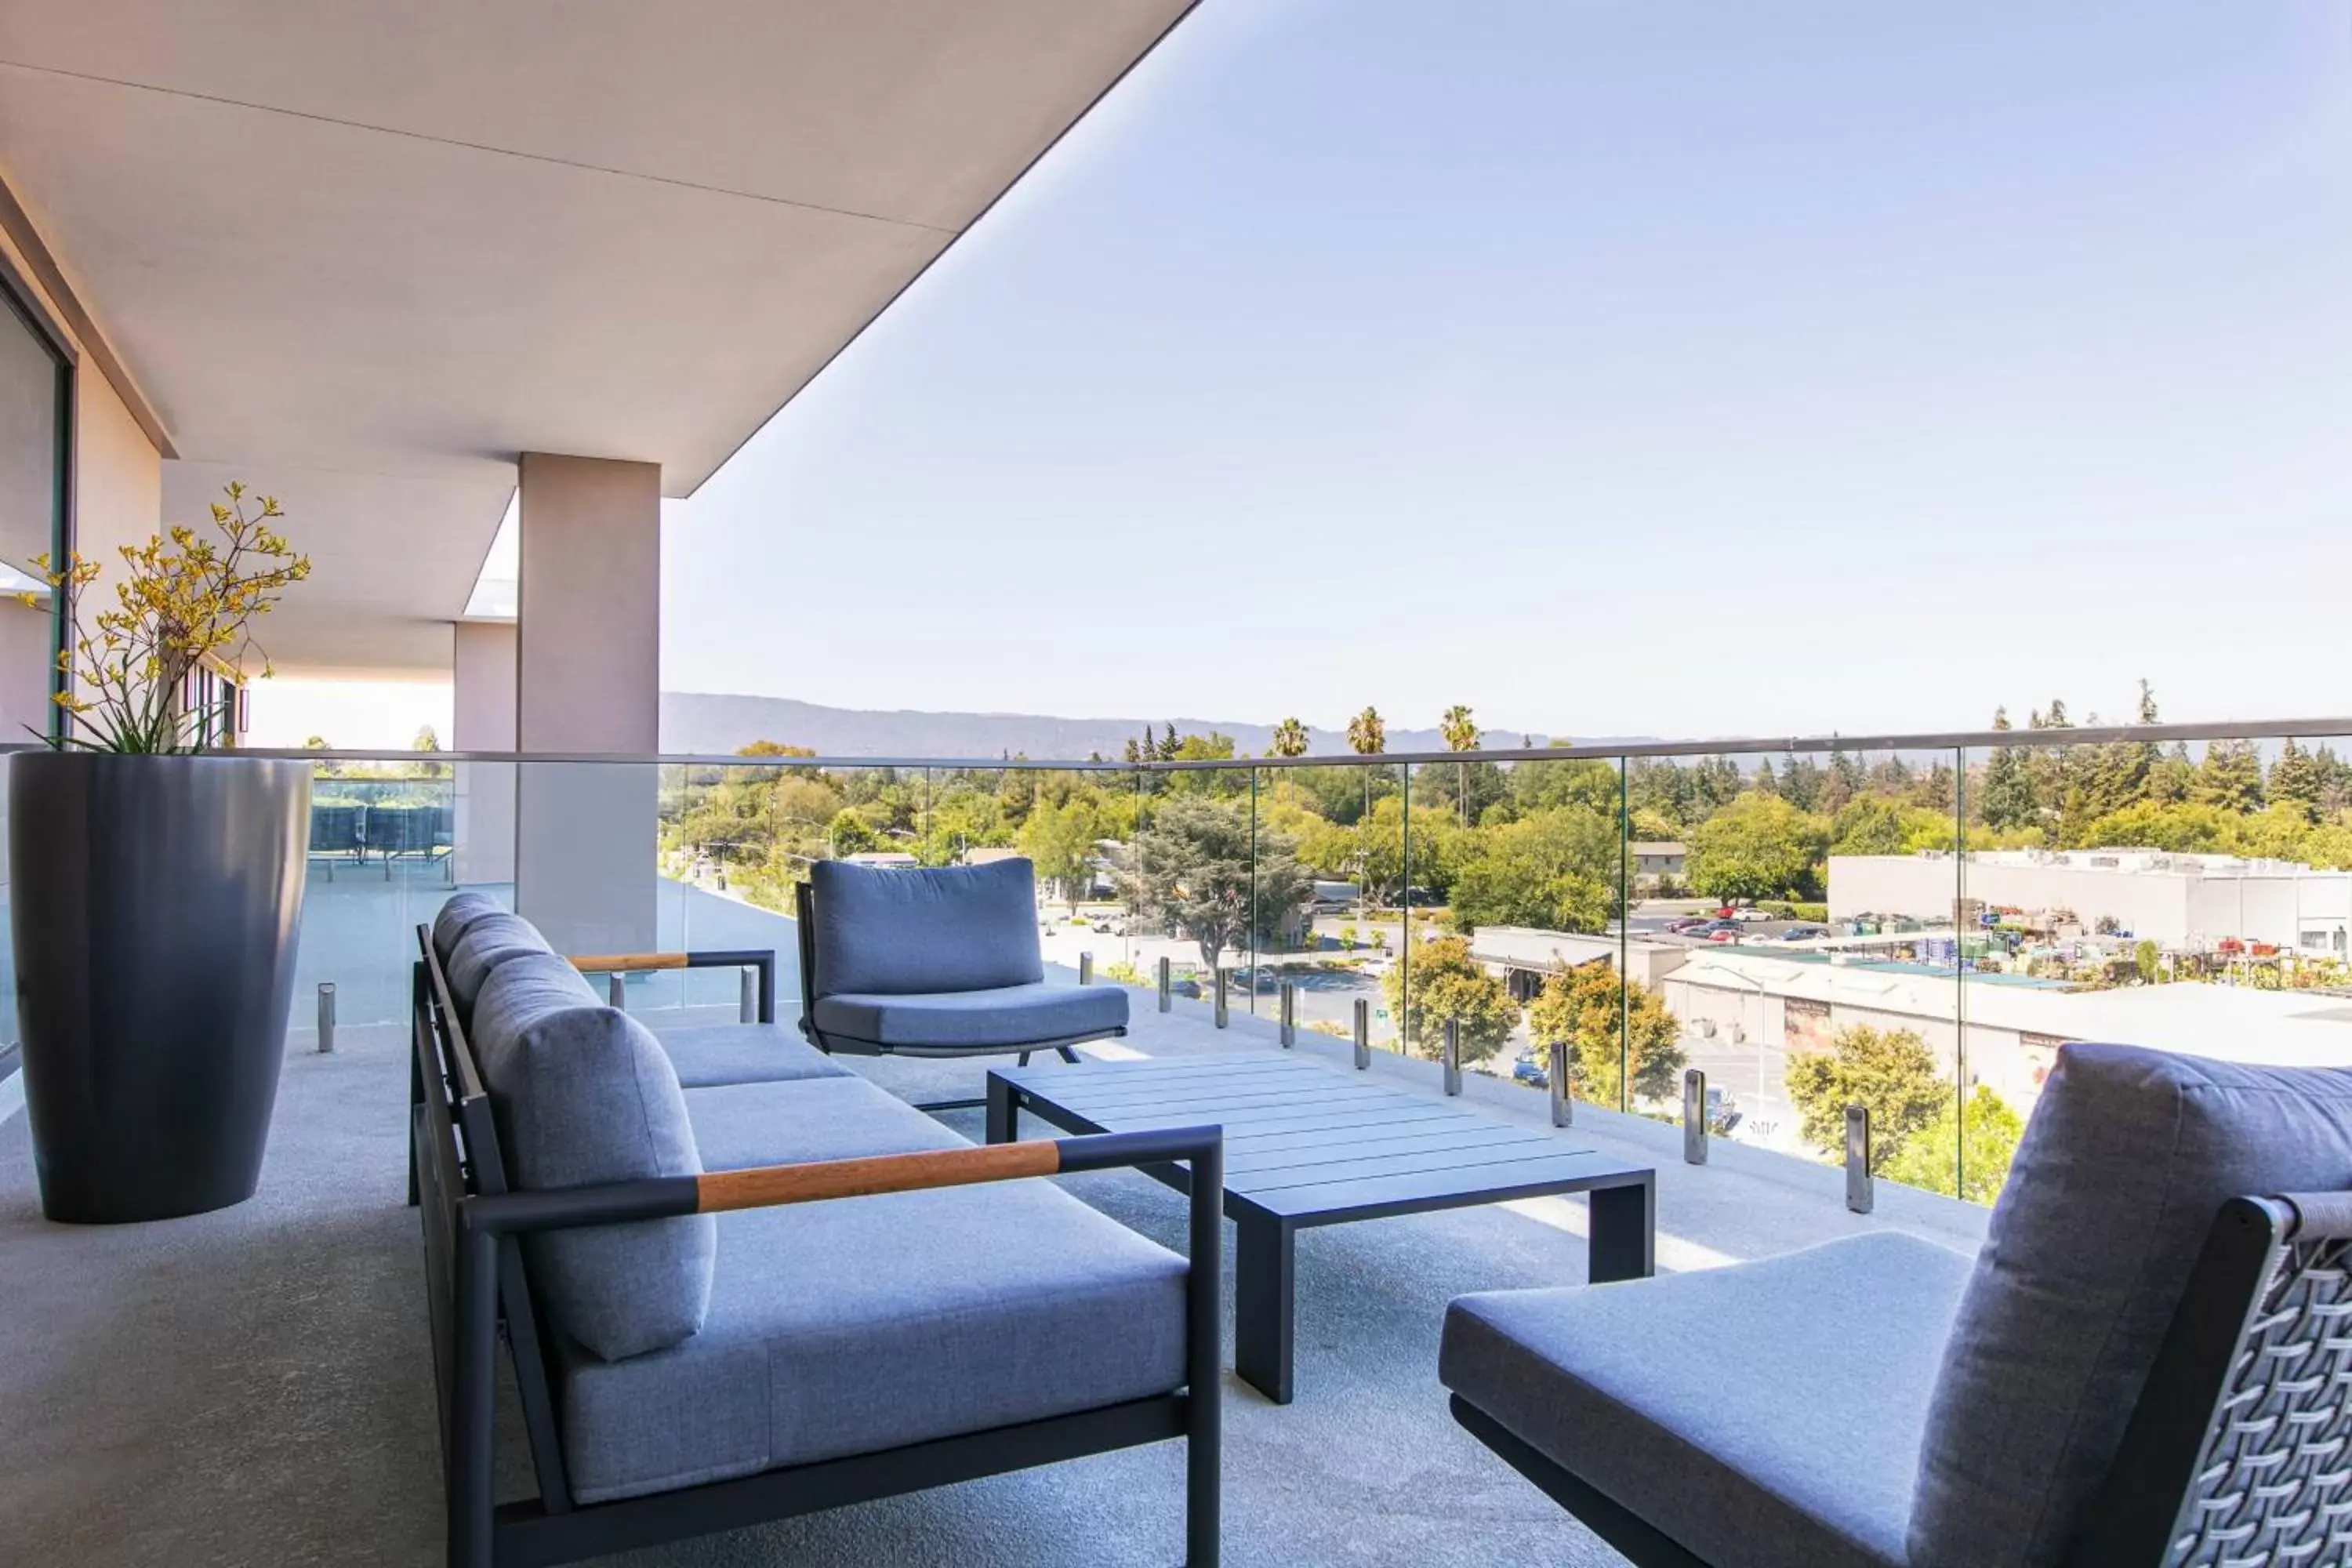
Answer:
[1693, 919, 1740, 935]
[1779, 924, 1829, 942]
[1732, 907, 1776, 924]
[1664, 916, 1711, 935]
[1513, 1058, 1550, 1090]
[1708, 928, 1738, 942]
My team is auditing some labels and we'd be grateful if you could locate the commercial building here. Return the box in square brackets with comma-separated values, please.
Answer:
[1830, 848, 2352, 960]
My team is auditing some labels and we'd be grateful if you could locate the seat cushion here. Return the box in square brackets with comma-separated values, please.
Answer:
[648, 1022, 853, 1089]
[430, 889, 506, 964]
[556, 1174, 1189, 1503]
[445, 909, 553, 1018]
[683, 1073, 967, 1172]
[809, 857, 1044, 996]
[812, 982, 1127, 1053]
[1909, 1044, 2352, 1568]
[472, 959, 714, 1363]
[1443, 1232, 1973, 1568]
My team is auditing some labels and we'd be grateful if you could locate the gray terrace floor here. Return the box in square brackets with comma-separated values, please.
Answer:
[0, 876, 1988, 1566]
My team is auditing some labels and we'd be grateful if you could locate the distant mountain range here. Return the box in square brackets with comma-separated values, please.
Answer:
[660, 691, 1592, 760]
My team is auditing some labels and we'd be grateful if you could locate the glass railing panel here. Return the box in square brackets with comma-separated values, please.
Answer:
[1251, 760, 1341, 1037]
[296, 756, 468, 1027]
[1466, 752, 1635, 1110]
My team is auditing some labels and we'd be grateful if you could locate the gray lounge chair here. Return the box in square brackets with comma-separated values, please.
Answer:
[795, 857, 1128, 1109]
[1441, 1043, 2352, 1567]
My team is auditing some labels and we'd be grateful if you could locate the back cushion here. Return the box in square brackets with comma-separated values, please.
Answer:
[431, 890, 506, 964]
[811, 858, 1044, 996]
[446, 911, 553, 1018]
[1908, 1044, 2352, 1567]
[473, 957, 715, 1363]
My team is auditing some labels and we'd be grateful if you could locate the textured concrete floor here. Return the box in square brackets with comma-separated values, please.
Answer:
[0, 882, 1985, 1566]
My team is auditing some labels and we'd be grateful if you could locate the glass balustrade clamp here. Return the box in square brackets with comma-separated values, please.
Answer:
[1443, 1018, 1462, 1097]
[1157, 956, 1172, 1014]
[1279, 982, 1296, 1047]
[1683, 1069, 1708, 1165]
[1352, 998, 1370, 1069]
[1846, 1105, 1874, 1214]
[1549, 1039, 1570, 1127]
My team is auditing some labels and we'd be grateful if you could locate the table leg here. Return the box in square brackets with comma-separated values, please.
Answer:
[1234, 1210, 1296, 1404]
[985, 1073, 1017, 1145]
[1588, 1177, 1655, 1283]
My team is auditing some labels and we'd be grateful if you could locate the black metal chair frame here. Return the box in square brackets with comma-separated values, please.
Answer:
[1450, 1191, 2352, 1568]
[412, 927, 1222, 1568]
[794, 878, 1126, 1112]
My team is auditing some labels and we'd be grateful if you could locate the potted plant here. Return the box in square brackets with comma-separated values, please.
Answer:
[12, 484, 312, 1223]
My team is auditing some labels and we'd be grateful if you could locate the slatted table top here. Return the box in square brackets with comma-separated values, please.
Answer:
[993, 1052, 1650, 1227]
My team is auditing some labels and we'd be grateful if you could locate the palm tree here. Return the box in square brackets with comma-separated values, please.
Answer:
[1440, 704, 1479, 826]
[1269, 717, 1310, 758]
[1348, 707, 1385, 756]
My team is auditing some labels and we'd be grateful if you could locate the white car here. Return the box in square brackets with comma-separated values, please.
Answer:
[1731, 907, 1777, 924]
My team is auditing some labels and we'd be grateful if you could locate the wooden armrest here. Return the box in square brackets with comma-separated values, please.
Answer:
[463, 1127, 1221, 1236]
[699, 1142, 1061, 1213]
[569, 952, 690, 974]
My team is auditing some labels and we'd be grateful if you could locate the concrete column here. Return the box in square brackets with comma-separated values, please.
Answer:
[451, 621, 517, 887]
[514, 453, 661, 955]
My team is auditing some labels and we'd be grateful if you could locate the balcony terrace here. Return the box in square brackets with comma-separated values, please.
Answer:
[2, 836, 1998, 1567]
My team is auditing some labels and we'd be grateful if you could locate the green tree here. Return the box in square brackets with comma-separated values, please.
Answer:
[1116, 795, 1309, 966]
[2134, 939, 2160, 985]
[1784, 1024, 1948, 1174]
[2194, 739, 2265, 813]
[1688, 793, 1828, 902]
[1882, 1084, 2024, 1203]
[1348, 706, 1386, 756]
[2080, 799, 2236, 852]
[1831, 797, 1949, 858]
[828, 808, 877, 856]
[1381, 935, 1517, 1066]
[1018, 794, 1102, 911]
[1446, 807, 1617, 934]
[1526, 964, 1686, 1109]
[1440, 703, 1480, 827]
[2270, 738, 2323, 823]
[1979, 708, 2041, 831]
[1269, 717, 1310, 758]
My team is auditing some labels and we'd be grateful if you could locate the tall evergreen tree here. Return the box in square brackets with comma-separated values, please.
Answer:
[2194, 739, 2266, 813]
[1780, 751, 1824, 814]
[1754, 756, 1780, 796]
[2270, 738, 2323, 822]
[1980, 707, 2040, 831]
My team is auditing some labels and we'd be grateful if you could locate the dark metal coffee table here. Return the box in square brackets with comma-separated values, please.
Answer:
[988, 1052, 1656, 1403]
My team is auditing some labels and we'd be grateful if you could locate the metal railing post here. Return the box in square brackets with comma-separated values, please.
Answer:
[608, 972, 626, 1010]
[1846, 1105, 1874, 1214]
[1214, 967, 1229, 1029]
[739, 967, 757, 1024]
[1682, 1068, 1708, 1165]
[1279, 982, 1297, 1047]
[1548, 1039, 1570, 1127]
[1158, 956, 1172, 1014]
[316, 982, 336, 1054]
[1443, 1017, 1462, 1096]
[1352, 998, 1370, 1069]
[1079, 951, 1094, 986]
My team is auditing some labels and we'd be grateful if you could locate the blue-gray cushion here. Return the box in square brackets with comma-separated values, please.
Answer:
[430, 889, 506, 964]
[808, 857, 1044, 997]
[1443, 1232, 1972, 1568]
[812, 982, 1127, 1052]
[647, 1022, 853, 1089]
[681, 1074, 968, 1172]
[468, 950, 599, 1053]
[445, 910, 553, 1018]
[471, 965, 714, 1363]
[1908, 1044, 2352, 1568]
[556, 1163, 1189, 1502]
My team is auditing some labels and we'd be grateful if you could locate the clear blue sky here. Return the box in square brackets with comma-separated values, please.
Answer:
[659, 0, 2352, 744]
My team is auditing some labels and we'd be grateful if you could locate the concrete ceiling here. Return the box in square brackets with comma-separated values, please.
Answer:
[0, 1, 1195, 674]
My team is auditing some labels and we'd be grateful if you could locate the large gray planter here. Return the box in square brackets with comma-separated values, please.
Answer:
[9, 751, 311, 1223]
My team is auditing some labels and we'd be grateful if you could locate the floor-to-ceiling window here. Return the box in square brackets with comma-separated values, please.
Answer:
[0, 266, 69, 743]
